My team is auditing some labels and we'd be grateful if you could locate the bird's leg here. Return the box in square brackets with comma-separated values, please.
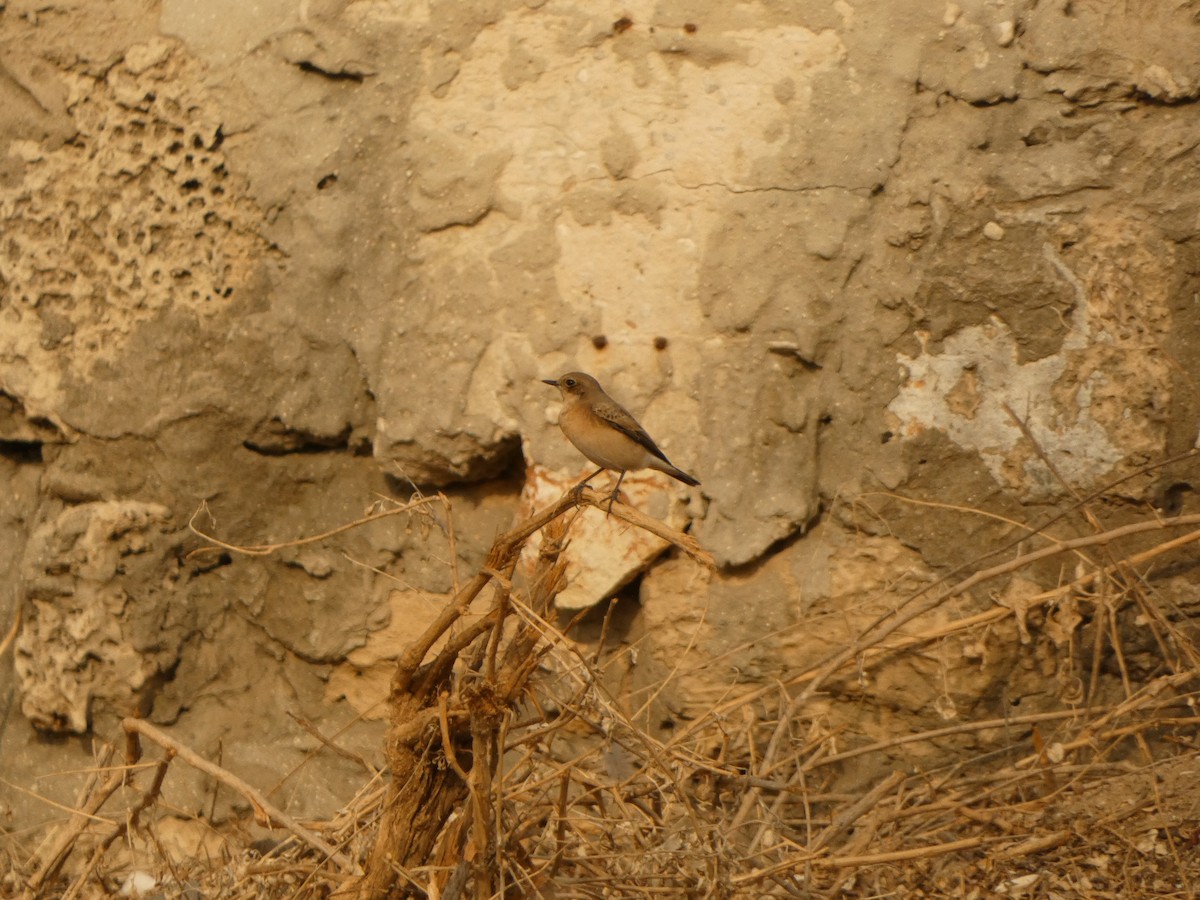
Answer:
[570, 467, 605, 499]
[606, 470, 626, 517]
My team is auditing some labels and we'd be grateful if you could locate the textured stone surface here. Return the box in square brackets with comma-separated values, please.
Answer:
[2, 0, 1200, 837]
[325, 587, 458, 721]
[520, 463, 693, 610]
[15, 501, 177, 732]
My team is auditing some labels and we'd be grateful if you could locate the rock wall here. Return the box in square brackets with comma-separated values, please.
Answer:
[2, 0, 1199, 831]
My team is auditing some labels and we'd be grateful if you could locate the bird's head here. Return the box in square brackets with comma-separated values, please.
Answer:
[542, 371, 601, 399]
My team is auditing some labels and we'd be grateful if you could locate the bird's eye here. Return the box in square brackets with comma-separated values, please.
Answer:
[564, 378, 576, 387]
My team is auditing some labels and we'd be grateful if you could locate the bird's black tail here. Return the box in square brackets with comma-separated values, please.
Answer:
[665, 465, 700, 487]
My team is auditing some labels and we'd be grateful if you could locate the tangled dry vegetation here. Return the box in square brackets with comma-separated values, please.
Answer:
[8, 467, 1200, 898]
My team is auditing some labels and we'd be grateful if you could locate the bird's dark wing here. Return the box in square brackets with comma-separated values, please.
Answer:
[592, 399, 673, 465]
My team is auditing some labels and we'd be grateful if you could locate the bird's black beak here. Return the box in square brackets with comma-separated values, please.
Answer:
[542, 379, 559, 387]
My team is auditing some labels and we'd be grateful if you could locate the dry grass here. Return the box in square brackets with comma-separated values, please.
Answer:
[8, 481, 1200, 899]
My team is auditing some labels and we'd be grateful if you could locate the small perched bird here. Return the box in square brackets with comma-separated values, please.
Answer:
[543, 371, 700, 513]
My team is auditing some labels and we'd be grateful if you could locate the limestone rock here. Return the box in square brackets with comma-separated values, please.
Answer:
[520, 464, 693, 610]
[692, 351, 820, 568]
[15, 501, 178, 733]
[1023, 1, 1200, 103]
[326, 588, 458, 720]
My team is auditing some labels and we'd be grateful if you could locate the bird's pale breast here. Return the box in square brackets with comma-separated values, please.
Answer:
[559, 403, 655, 471]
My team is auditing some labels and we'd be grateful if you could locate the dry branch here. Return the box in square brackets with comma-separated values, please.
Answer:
[121, 718, 356, 872]
[21, 746, 124, 898]
[795, 512, 1200, 704]
[347, 485, 713, 898]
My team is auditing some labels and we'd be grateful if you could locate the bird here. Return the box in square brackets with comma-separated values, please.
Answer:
[542, 371, 699, 514]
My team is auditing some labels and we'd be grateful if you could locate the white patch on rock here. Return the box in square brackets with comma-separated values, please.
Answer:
[889, 317, 1123, 496]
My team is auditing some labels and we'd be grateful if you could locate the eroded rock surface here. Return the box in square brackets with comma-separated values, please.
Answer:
[16, 501, 177, 732]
